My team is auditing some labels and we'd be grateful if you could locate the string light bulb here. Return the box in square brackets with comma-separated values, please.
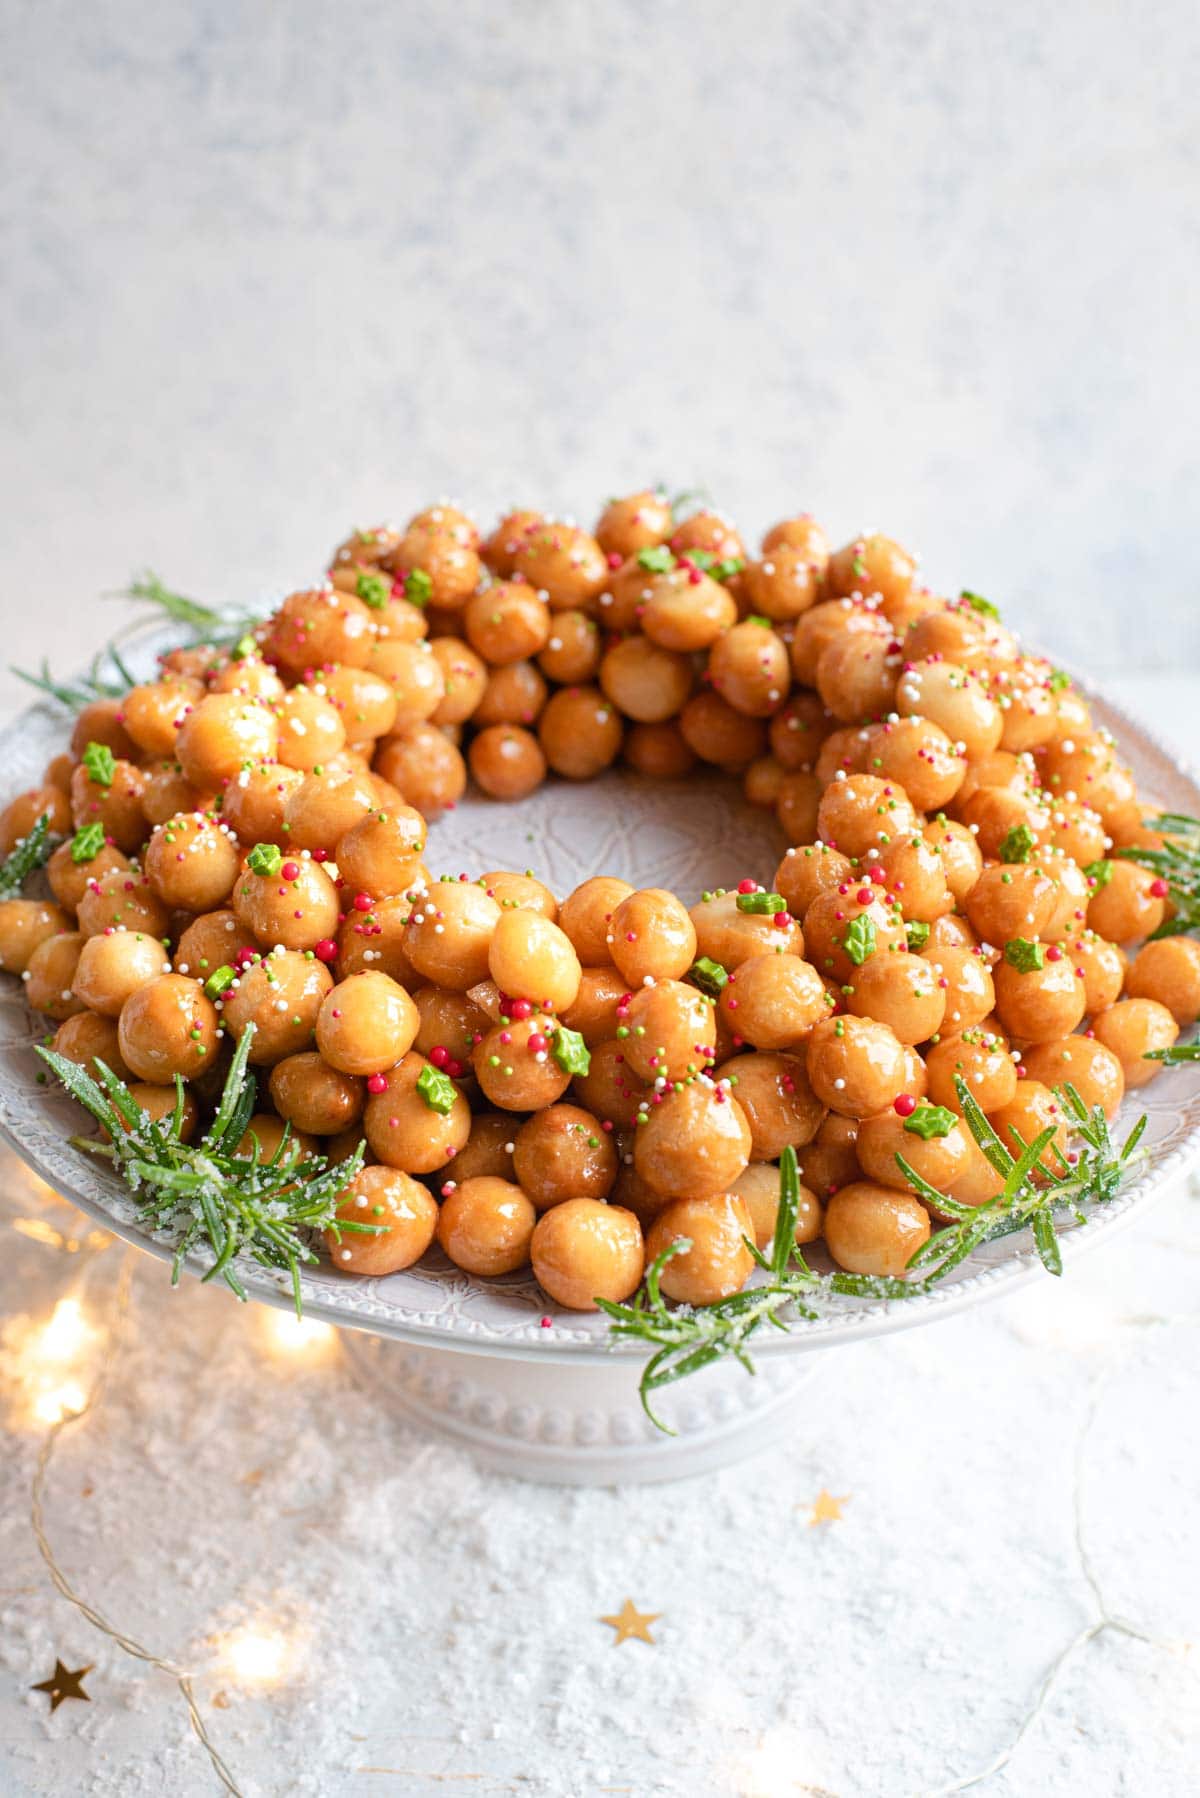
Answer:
[221, 1626, 289, 1685]
[261, 1310, 336, 1357]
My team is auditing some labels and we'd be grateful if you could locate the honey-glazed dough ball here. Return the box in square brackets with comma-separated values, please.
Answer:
[920, 942, 996, 1033]
[331, 523, 404, 569]
[69, 699, 137, 763]
[1125, 935, 1200, 1026]
[791, 599, 890, 688]
[776, 771, 823, 845]
[69, 758, 146, 854]
[386, 528, 482, 612]
[144, 812, 241, 912]
[571, 1037, 649, 1129]
[621, 979, 716, 1081]
[482, 508, 546, 577]
[922, 815, 984, 905]
[562, 965, 631, 1046]
[315, 971, 419, 1076]
[437, 1177, 537, 1275]
[761, 512, 830, 567]
[282, 764, 377, 852]
[864, 717, 966, 812]
[963, 863, 1059, 946]
[118, 1083, 199, 1143]
[559, 876, 633, 965]
[365, 639, 446, 729]
[639, 567, 737, 652]
[480, 870, 557, 919]
[0, 785, 71, 855]
[509, 523, 608, 611]
[47, 839, 130, 914]
[232, 851, 340, 952]
[877, 834, 953, 924]
[824, 1181, 930, 1277]
[338, 893, 421, 984]
[678, 690, 767, 770]
[855, 1105, 971, 1195]
[716, 1051, 825, 1159]
[798, 1113, 861, 1199]
[469, 724, 547, 800]
[669, 509, 745, 563]
[73, 929, 172, 1016]
[269, 1051, 364, 1135]
[806, 1015, 908, 1118]
[718, 954, 826, 1051]
[234, 1112, 313, 1166]
[23, 931, 86, 1020]
[488, 909, 582, 1015]
[1090, 997, 1178, 1088]
[744, 755, 785, 810]
[538, 686, 623, 779]
[222, 761, 305, 846]
[802, 888, 907, 985]
[1086, 860, 1167, 944]
[633, 1079, 751, 1199]
[375, 721, 467, 818]
[412, 983, 490, 1072]
[538, 609, 603, 685]
[594, 489, 673, 560]
[741, 546, 822, 622]
[465, 583, 551, 666]
[826, 533, 917, 607]
[175, 695, 279, 789]
[895, 660, 1003, 760]
[0, 900, 72, 975]
[52, 1010, 130, 1082]
[320, 665, 399, 741]
[845, 950, 946, 1045]
[427, 637, 487, 727]
[599, 635, 694, 723]
[817, 774, 919, 863]
[689, 889, 802, 971]
[924, 1027, 1017, 1115]
[993, 946, 1087, 1043]
[816, 634, 901, 725]
[644, 1194, 753, 1305]
[708, 620, 790, 718]
[1020, 1036, 1125, 1120]
[774, 844, 854, 920]
[267, 587, 374, 674]
[117, 974, 219, 1084]
[221, 949, 333, 1064]
[76, 869, 168, 942]
[988, 1080, 1071, 1172]
[473, 1013, 574, 1111]
[406, 880, 501, 990]
[363, 1049, 470, 1172]
[1063, 928, 1126, 1015]
[531, 1199, 645, 1310]
[443, 1112, 517, 1187]
[768, 693, 834, 773]
[121, 675, 204, 758]
[512, 1103, 618, 1210]
[473, 658, 548, 728]
[733, 1162, 823, 1251]
[272, 687, 347, 772]
[336, 807, 427, 898]
[327, 1166, 438, 1276]
[1039, 733, 1138, 829]
[609, 888, 697, 985]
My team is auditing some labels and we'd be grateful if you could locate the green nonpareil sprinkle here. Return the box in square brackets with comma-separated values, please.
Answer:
[709, 557, 745, 582]
[405, 569, 433, 607]
[843, 914, 877, 967]
[232, 634, 258, 661]
[688, 956, 729, 998]
[0, 812, 54, 900]
[851, 555, 867, 578]
[1085, 859, 1113, 888]
[70, 822, 107, 864]
[356, 571, 391, 609]
[735, 891, 786, 916]
[637, 545, 676, 573]
[82, 741, 116, 787]
[204, 965, 237, 1000]
[416, 1062, 458, 1114]
[1004, 937, 1046, 973]
[961, 589, 1001, 621]
[247, 842, 283, 878]
[745, 614, 772, 629]
[1048, 669, 1072, 693]
[551, 1026, 591, 1077]
[905, 919, 931, 952]
[903, 1102, 958, 1141]
[999, 822, 1036, 864]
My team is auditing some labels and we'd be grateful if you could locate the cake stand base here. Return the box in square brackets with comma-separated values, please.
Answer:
[342, 1333, 820, 1485]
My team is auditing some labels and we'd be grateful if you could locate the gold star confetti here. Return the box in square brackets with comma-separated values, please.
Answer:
[807, 1489, 850, 1526]
[599, 1598, 660, 1645]
[31, 1658, 93, 1712]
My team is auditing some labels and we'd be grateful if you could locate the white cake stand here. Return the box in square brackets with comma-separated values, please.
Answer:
[3, 636, 1199, 1483]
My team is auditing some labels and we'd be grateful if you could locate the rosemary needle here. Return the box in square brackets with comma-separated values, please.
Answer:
[0, 812, 56, 900]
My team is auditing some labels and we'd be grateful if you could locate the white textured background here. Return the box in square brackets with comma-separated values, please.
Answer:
[3, 0, 1200, 712]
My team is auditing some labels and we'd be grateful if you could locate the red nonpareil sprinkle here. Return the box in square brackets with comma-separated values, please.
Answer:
[429, 1045, 450, 1068]
[773, 911, 789, 928]
[353, 892, 373, 911]
[737, 877, 757, 894]
[366, 1073, 387, 1094]
[606, 551, 622, 568]
[314, 938, 338, 962]
[1150, 878, 1169, 897]
[509, 997, 533, 1020]
[1046, 944, 1063, 961]
[856, 888, 873, 905]
[528, 1032, 548, 1054]
[311, 847, 329, 862]
[281, 860, 300, 881]
[499, 1031, 512, 1045]
[893, 1093, 917, 1117]
[445, 1058, 464, 1078]
[870, 867, 886, 885]
[540, 1316, 553, 1328]
[235, 946, 257, 970]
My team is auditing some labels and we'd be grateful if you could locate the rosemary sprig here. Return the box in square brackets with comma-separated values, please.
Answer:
[12, 649, 133, 711]
[1144, 1043, 1200, 1064]
[112, 570, 232, 634]
[602, 1079, 1149, 1430]
[1117, 811, 1200, 938]
[0, 812, 56, 900]
[36, 1023, 374, 1315]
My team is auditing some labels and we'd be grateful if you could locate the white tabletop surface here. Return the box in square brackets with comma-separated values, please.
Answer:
[1, 674, 1198, 1798]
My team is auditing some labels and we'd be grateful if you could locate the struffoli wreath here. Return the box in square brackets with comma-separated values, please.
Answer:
[2, 490, 1197, 1422]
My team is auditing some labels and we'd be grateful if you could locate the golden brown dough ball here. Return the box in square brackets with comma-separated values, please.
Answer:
[538, 609, 603, 685]
[69, 758, 146, 854]
[512, 1103, 617, 1210]
[121, 676, 204, 758]
[482, 508, 546, 577]
[993, 945, 1086, 1042]
[366, 640, 446, 729]
[269, 1051, 364, 1135]
[221, 949, 333, 1064]
[633, 1079, 751, 1199]
[558, 877, 633, 964]
[336, 806, 427, 898]
[315, 971, 419, 1076]
[266, 587, 374, 674]
[52, 1010, 130, 1082]
[845, 950, 946, 1045]
[768, 693, 833, 773]
[469, 725, 547, 800]
[375, 721, 467, 817]
[73, 929, 172, 1016]
[775, 771, 823, 845]
[571, 1037, 649, 1129]
[386, 528, 481, 612]
[473, 658, 548, 728]
[117, 1083, 199, 1143]
[895, 659, 1002, 760]
[609, 888, 697, 985]
[716, 1051, 825, 1159]
[531, 1199, 645, 1310]
[741, 547, 822, 622]
[221, 761, 304, 846]
[594, 489, 673, 560]
[798, 1112, 861, 1199]
[744, 755, 785, 809]
[236, 1112, 315, 1164]
[824, 1181, 930, 1277]
[922, 815, 984, 904]
[337, 893, 420, 983]
[1020, 1036, 1124, 1119]
[689, 889, 801, 971]
[620, 979, 716, 1081]
[988, 1080, 1070, 1172]
[815, 634, 901, 725]
[232, 850, 340, 952]
[1090, 997, 1178, 1088]
[69, 699, 137, 763]
[144, 812, 241, 912]
[0, 786, 69, 856]
[791, 599, 889, 689]
[327, 1166, 439, 1276]
[1125, 935, 1200, 1026]
[363, 1049, 471, 1172]
[46, 838, 130, 914]
[774, 844, 853, 919]
[708, 620, 790, 718]
[816, 774, 919, 863]
[509, 523, 608, 611]
[733, 1162, 823, 1251]
[23, 931, 86, 1020]
[320, 665, 399, 741]
[118, 974, 219, 1084]
[718, 954, 826, 1051]
[877, 834, 953, 924]
[437, 1177, 537, 1275]
[429, 637, 488, 726]
[282, 764, 376, 853]
[644, 1194, 753, 1305]
[76, 868, 168, 942]
[1061, 928, 1126, 1015]
[802, 888, 907, 985]
[405, 502, 478, 548]
[473, 1013, 574, 1111]
[599, 635, 694, 723]
[405, 879, 501, 990]
[1039, 733, 1138, 830]
[924, 1028, 1017, 1116]
[920, 942, 995, 1033]
[669, 509, 745, 563]
[826, 533, 916, 607]
[806, 1014, 908, 1118]
[480, 870, 557, 918]
[1085, 860, 1167, 944]
[855, 1105, 971, 1195]
[488, 909, 581, 1014]
[446, 1112, 517, 1185]
[678, 690, 766, 770]
[271, 686, 347, 772]
[761, 512, 830, 568]
[963, 864, 1059, 946]
[562, 965, 631, 1046]
[639, 568, 737, 652]
[464, 582, 551, 665]
[538, 686, 623, 779]
[412, 983, 490, 1070]
[176, 694, 279, 789]
[864, 717, 965, 812]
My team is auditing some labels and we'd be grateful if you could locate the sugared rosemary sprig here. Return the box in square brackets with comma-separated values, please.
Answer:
[602, 1079, 1149, 1430]
[36, 1023, 372, 1315]
[1117, 810, 1200, 938]
[112, 569, 233, 635]
[12, 648, 135, 711]
[0, 811, 56, 900]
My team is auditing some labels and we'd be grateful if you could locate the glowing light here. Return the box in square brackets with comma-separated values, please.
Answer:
[36, 1298, 90, 1362]
[262, 1311, 336, 1356]
[222, 1627, 288, 1684]
[32, 1381, 87, 1425]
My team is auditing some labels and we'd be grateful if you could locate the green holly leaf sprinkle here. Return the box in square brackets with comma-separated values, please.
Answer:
[204, 964, 237, 1000]
[688, 956, 729, 997]
[356, 571, 391, 609]
[735, 891, 787, 916]
[70, 822, 106, 864]
[416, 1063, 458, 1113]
[903, 1102, 959, 1141]
[247, 843, 283, 878]
[1004, 937, 1046, 973]
[844, 914, 878, 966]
[905, 919, 931, 952]
[82, 741, 116, 787]
[961, 589, 1000, 621]
[637, 545, 676, 573]
[551, 1026, 591, 1077]
[999, 822, 1036, 864]
[405, 569, 433, 607]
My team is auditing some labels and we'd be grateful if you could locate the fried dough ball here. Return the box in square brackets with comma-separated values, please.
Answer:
[878, 833, 953, 923]
[406, 880, 501, 990]
[993, 947, 1086, 1043]
[733, 1162, 823, 1251]
[488, 910, 581, 1015]
[115, 1083, 199, 1143]
[923, 815, 984, 904]
[718, 954, 826, 1050]
[669, 509, 745, 563]
[776, 771, 823, 845]
[52, 1010, 130, 1082]
[175, 695, 279, 789]
[69, 758, 146, 853]
[594, 489, 673, 560]
[327, 1166, 439, 1276]
[1086, 860, 1167, 944]
[806, 1014, 908, 1118]
[708, 620, 790, 718]
[599, 636, 693, 723]
[267, 587, 375, 674]
[316, 972, 419, 1076]
[428, 637, 488, 727]
[741, 547, 822, 622]
[69, 699, 136, 763]
[363, 1050, 471, 1172]
[366, 638, 446, 726]
[282, 765, 376, 852]
[23, 931, 86, 1019]
[895, 660, 1002, 760]
[269, 1052, 364, 1135]
[0, 899, 70, 976]
[920, 942, 995, 1032]
[609, 888, 697, 985]
[473, 658, 548, 728]
[76, 868, 168, 942]
[678, 690, 766, 770]
[1125, 935, 1200, 1026]
[538, 686, 623, 779]
[0, 786, 71, 855]
[222, 761, 304, 846]
[46, 839, 130, 914]
[798, 1113, 861, 1199]
[173, 910, 245, 980]
[792, 599, 890, 688]
[73, 930, 172, 1016]
[644, 1194, 753, 1305]
[509, 523, 608, 611]
[816, 634, 901, 724]
[639, 568, 737, 651]
[633, 1080, 751, 1199]
[824, 1181, 930, 1277]
[845, 950, 946, 1045]
[924, 1027, 1018, 1115]
[571, 1037, 648, 1129]
[117, 974, 219, 1084]
[716, 1051, 825, 1159]
[320, 665, 399, 742]
[774, 844, 853, 919]
[337, 893, 420, 983]
[620, 979, 715, 1081]
[121, 676, 204, 758]
[144, 812, 241, 912]
[531, 1199, 645, 1310]
[375, 721, 467, 816]
[761, 513, 830, 567]
[437, 1177, 537, 1275]
[469, 725, 547, 801]
[473, 1013, 573, 1111]
[272, 687, 347, 772]
[480, 870, 557, 918]
[826, 533, 916, 607]
[559, 877, 633, 965]
[802, 888, 907, 985]
[1020, 1036, 1125, 1120]
[512, 1104, 617, 1210]
[336, 806, 427, 898]
[989, 1080, 1070, 1172]
[865, 717, 965, 812]
[1090, 997, 1178, 1088]
[562, 965, 631, 1045]
[483, 509, 545, 577]
[855, 1106, 971, 1194]
[964, 864, 1058, 946]
[232, 851, 340, 952]
[538, 610, 603, 685]
[464, 582, 551, 665]
[817, 774, 919, 862]
[447, 1112, 517, 1185]
[221, 950, 333, 1064]
[235, 1113, 313, 1166]
[689, 889, 799, 971]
